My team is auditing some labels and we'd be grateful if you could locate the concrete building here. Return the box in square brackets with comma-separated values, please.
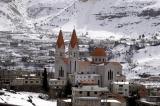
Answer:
[112, 82, 129, 97]
[72, 85, 109, 106]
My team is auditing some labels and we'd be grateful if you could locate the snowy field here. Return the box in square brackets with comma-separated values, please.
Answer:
[0, 89, 57, 106]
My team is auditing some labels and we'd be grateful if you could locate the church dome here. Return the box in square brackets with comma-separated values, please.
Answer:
[91, 48, 107, 57]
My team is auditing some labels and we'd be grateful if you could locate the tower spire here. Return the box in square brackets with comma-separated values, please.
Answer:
[56, 30, 65, 48]
[70, 29, 78, 48]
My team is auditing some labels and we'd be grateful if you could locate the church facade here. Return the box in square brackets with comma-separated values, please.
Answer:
[54, 29, 126, 88]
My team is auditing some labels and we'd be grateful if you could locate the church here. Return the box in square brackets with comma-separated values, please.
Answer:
[54, 29, 126, 88]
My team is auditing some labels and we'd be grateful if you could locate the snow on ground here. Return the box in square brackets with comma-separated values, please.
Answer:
[0, 89, 57, 106]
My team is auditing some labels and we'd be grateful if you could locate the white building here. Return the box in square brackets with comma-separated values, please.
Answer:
[49, 79, 66, 89]
[112, 82, 129, 97]
[72, 85, 109, 106]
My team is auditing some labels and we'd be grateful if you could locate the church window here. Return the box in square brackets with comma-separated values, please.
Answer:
[75, 61, 76, 72]
[59, 66, 64, 77]
[108, 70, 113, 80]
[70, 61, 71, 73]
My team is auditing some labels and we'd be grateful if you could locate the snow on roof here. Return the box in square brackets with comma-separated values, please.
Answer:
[76, 97, 99, 100]
[113, 82, 129, 85]
[73, 85, 109, 92]
[107, 99, 121, 103]
[63, 99, 71, 102]
[49, 79, 58, 81]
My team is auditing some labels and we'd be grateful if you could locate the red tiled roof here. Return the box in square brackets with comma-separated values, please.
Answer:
[91, 48, 107, 56]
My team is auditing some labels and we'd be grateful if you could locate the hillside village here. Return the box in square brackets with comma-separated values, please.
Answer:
[0, 30, 160, 106]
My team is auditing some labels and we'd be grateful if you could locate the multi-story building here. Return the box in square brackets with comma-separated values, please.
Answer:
[72, 84, 109, 106]
[112, 82, 129, 97]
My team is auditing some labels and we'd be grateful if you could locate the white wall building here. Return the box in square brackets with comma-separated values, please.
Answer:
[112, 82, 129, 97]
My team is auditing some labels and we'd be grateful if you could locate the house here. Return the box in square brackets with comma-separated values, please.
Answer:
[72, 85, 109, 106]
[111, 82, 129, 97]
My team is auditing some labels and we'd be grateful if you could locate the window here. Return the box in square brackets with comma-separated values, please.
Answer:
[79, 91, 82, 94]
[75, 61, 76, 72]
[119, 85, 123, 87]
[118, 92, 123, 95]
[87, 92, 90, 96]
[94, 92, 97, 94]
[59, 67, 64, 77]
[60, 52, 62, 56]
[95, 58, 97, 62]
[108, 70, 113, 80]
[74, 53, 76, 57]
[25, 81, 28, 84]
[30, 81, 33, 83]
[99, 58, 101, 61]
[36, 81, 39, 83]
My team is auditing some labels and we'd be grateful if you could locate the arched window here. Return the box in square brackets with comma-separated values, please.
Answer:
[75, 61, 76, 72]
[59, 66, 64, 77]
[108, 70, 113, 80]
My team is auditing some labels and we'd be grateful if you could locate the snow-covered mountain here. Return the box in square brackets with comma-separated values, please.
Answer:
[0, 0, 160, 38]
[6, 0, 159, 38]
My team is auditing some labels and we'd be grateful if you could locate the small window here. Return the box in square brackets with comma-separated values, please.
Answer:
[36, 81, 39, 83]
[94, 92, 97, 94]
[79, 91, 82, 94]
[118, 92, 123, 95]
[95, 58, 97, 61]
[87, 92, 90, 96]
[99, 58, 101, 61]
[25, 81, 28, 84]
[119, 85, 123, 87]
[30, 81, 33, 83]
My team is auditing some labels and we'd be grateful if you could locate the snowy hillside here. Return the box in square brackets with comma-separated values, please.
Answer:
[0, 89, 56, 106]
[13, 0, 160, 38]
[0, 0, 160, 38]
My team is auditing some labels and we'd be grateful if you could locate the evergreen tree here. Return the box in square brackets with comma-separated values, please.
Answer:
[42, 68, 49, 92]
[63, 80, 72, 98]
